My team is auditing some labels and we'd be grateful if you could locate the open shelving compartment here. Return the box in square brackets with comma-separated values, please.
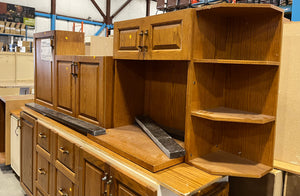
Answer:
[185, 4, 283, 178]
[88, 60, 188, 172]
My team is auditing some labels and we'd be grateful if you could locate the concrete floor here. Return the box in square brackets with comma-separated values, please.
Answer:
[0, 164, 25, 196]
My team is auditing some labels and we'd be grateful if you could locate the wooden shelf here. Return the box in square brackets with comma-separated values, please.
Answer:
[189, 151, 272, 178]
[191, 107, 275, 124]
[193, 59, 280, 66]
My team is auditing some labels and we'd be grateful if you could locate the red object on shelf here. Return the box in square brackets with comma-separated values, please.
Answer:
[191, 0, 199, 3]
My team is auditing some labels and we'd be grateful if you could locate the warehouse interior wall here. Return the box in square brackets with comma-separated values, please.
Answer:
[0, 0, 157, 37]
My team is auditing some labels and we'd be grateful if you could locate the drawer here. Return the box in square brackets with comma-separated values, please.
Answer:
[37, 153, 50, 194]
[57, 135, 74, 172]
[37, 123, 50, 153]
[57, 170, 74, 196]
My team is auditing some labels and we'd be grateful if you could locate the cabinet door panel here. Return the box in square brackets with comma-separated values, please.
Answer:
[36, 153, 50, 194]
[84, 162, 105, 196]
[77, 62, 100, 124]
[114, 18, 144, 60]
[115, 182, 140, 196]
[146, 9, 194, 60]
[55, 58, 75, 116]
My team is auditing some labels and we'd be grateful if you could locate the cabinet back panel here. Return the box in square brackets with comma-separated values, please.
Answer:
[194, 12, 282, 62]
[144, 61, 187, 131]
[55, 31, 85, 55]
[114, 60, 187, 132]
[35, 39, 53, 104]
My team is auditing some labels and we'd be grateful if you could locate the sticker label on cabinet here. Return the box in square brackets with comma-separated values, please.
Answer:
[41, 38, 53, 62]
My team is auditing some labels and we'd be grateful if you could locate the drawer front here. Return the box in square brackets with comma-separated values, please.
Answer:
[57, 135, 74, 171]
[37, 123, 50, 153]
[57, 170, 74, 196]
[37, 153, 50, 194]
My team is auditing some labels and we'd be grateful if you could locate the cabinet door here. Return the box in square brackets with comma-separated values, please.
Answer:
[145, 9, 194, 60]
[20, 112, 36, 194]
[113, 18, 144, 60]
[35, 35, 55, 108]
[110, 167, 157, 196]
[54, 56, 76, 116]
[75, 57, 103, 125]
[79, 148, 109, 196]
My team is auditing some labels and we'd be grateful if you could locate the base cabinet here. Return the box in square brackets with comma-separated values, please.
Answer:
[79, 148, 157, 196]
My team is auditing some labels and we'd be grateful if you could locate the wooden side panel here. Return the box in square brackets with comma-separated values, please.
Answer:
[0, 101, 4, 152]
[35, 37, 54, 107]
[21, 112, 35, 194]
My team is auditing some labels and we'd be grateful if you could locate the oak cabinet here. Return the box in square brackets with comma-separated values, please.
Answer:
[79, 148, 157, 196]
[20, 111, 36, 196]
[114, 9, 193, 60]
[34, 31, 85, 109]
[54, 56, 114, 128]
[36, 152, 50, 194]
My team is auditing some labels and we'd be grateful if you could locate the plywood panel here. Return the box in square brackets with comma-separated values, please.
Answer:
[90, 36, 113, 56]
[0, 52, 16, 82]
[15, 53, 34, 82]
[275, 22, 300, 167]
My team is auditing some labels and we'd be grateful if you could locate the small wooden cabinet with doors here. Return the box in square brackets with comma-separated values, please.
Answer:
[79, 147, 157, 196]
[20, 111, 36, 196]
[54, 55, 114, 128]
[113, 8, 194, 60]
[34, 31, 85, 109]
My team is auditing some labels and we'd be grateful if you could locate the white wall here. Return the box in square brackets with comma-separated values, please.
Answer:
[1, 0, 158, 36]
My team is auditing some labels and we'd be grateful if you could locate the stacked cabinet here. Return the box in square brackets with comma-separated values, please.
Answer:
[34, 31, 85, 109]
[113, 4, 283, 178]
[54, 56, 114, 128]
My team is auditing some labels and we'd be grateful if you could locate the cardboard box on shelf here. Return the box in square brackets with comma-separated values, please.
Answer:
[20, 46, 31, 53]
[20, 24, 26, 36]
[15, 23, 21, 35]
[4, 22, 11, 34]
[22, 41, 31, 47]
[10, 22, 16, 34]
[0, 21, 5, 33]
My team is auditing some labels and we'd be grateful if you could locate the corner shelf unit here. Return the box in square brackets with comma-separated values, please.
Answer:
[185, 4, 283, 178]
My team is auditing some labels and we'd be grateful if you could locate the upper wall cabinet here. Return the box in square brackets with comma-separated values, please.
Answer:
[114, 9, 194, 60]
[54, 56, 114, 128]
[34, 31, 85, 109]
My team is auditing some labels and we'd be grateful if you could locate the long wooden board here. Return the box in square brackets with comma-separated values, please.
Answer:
[88, 125, 184, 172]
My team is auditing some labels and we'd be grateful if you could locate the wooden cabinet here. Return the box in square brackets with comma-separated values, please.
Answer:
[36, 152, 50, 194]
[79, 148, 157, 196]
[34, 31, 85, 109]
[54, 56, 114, 128]
[20, 111, 36, 196]
[114, 9, 194, 60]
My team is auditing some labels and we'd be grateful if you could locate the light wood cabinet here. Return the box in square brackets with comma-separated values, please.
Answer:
[114, 9, 193, 60]
[54, 56, 114, 128]
[20, 111, 36, 196]
[34, 31, 85, 109]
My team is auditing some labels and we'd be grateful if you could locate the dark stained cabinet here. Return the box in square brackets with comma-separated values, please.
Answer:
[20, 112, 36, 196]
[34, 31, 85, 109]
[54, 56, 114, 128]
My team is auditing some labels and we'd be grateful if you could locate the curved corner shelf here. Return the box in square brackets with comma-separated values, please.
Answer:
[191, 107, 275, 124]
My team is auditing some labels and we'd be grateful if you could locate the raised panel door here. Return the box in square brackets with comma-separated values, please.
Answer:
[113, 18, 144, 60]
[55, 56, 76, 116]
[84, 162, 105, 196]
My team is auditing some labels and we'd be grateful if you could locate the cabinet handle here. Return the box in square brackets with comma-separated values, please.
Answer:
[59, 147, 69, 154]
[39, 133, 47, 138]
[71, 62, 75, 77]
[138, 30, 144, 52]
[38, 168, 46, 175]
[58, 188, 68, 196]
[143, 30, 148, 52]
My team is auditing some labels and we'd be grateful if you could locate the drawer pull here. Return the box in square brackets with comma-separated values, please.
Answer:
[59, 147, 69, 154]
[58, 188, 68, 196]
[39, 133, 47, 138]
[38, 168, 46, 175]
